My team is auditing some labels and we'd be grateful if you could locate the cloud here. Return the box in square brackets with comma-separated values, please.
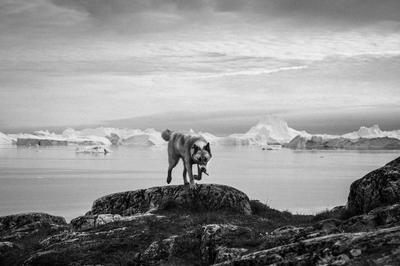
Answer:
[0, 0, 399, 131]
[49, 0, 400, 24]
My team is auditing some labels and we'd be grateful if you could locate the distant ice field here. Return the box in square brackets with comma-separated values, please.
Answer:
[0, 145, 398, 221]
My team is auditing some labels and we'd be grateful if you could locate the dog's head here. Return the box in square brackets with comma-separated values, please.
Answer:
[191, 141, 212, 173]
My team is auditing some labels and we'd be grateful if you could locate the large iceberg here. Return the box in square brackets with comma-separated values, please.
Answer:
[201, 115, 310, 146]
[239, 115, 309, 144]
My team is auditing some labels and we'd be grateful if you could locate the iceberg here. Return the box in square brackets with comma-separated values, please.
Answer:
[10, 130, 112, 147]
[240, 115, 309, 144]
[202, 115, 310, 146]
[76, 145, 111, 154]
[0, 132, 14, 145]
[63, 127, 164, 147]
[342, 125, 400, 140]
[2, 115, 400, 149]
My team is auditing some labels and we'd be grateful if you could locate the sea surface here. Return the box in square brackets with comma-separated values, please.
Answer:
[0, 145, 398, 221]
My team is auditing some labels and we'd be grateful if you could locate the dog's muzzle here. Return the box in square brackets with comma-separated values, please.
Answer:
[199, 164, 208, 175]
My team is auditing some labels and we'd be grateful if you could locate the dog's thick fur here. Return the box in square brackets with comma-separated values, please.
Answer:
[162, 129, 212, 189]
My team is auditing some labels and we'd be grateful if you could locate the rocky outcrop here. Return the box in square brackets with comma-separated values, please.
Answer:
[14, 203, 400, 266]
[88, 184, 252, 216]
[286, 136, 400, 150]
[347, 156, 400, 214]
[4, 157, 400, 266]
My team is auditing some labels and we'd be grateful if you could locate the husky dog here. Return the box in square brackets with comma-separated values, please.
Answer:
[161, 129, 212, 189]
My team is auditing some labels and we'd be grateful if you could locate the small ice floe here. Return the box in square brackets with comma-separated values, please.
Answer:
[75, 145, 111, 154]
[261, 144, 282, 151]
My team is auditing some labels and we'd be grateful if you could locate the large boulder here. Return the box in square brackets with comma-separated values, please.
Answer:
[88, 184, 252, 216]
[347, 156, 400, 214]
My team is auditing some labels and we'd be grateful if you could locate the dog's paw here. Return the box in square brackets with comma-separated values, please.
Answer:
[189, 182, 197, 190]
[194, 175, 202, 181]
[166, 176, 172, 184]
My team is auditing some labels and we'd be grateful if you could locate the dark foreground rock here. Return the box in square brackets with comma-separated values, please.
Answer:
[2, 157, 400, 265]
[88, 184, 252, 216]
[0, 213, 67, 241]
[347, 156, 400, 215]
[0, 213, 68, 265]
[217, 226, 400, 265]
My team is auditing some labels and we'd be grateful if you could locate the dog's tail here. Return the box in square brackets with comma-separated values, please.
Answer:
[161, 129, 173, 141]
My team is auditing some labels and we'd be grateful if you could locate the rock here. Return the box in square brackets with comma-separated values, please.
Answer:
[24, 213, 203, 266]
[214, 247, 248, 264]
[216, 226, 400, 265]
[71, 213, 165, 230]
[201, 224, 253, 265]
[313, 219, 342, 234]
[339, 203, 400, 232]
[271, 225, 303, 236]
[0, 212, 67, 240]
[0, 241, 17, 251]
[142, 232, 200, 264]
[0, 213, 68, 265]
[89, 184, 252, 216]
[347, 156, 400, 214]
[350, 248, 362, 257]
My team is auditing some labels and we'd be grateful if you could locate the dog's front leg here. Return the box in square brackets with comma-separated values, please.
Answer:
[194, 165, 202, 181]
[185, 162, 197, 190]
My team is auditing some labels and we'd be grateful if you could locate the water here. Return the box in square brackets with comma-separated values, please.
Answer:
[0, 145, 398, 221]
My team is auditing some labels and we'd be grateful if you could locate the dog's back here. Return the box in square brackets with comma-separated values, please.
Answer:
[162, 129, 204, 158]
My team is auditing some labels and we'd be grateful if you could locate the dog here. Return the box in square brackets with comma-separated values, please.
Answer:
[161, 129, 212, 189]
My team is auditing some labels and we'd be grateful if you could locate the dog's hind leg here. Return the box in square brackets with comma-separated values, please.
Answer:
[167, 155, 179, 184]
[182, 165, 189, 185]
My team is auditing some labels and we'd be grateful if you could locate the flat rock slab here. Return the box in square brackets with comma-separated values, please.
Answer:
[88, 184, 252, 216]
[71, 213, 166, 230]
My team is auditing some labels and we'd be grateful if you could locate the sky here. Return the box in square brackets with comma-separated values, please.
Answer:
[0, 0, 400, 134]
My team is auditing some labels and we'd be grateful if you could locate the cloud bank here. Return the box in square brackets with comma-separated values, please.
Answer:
[0, 0, 399, 132]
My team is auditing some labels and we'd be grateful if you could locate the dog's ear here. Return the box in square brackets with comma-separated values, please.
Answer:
[204, 142, 211, 154]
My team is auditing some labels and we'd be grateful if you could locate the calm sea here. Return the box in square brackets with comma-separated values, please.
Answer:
[0, 145, 398, 221]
